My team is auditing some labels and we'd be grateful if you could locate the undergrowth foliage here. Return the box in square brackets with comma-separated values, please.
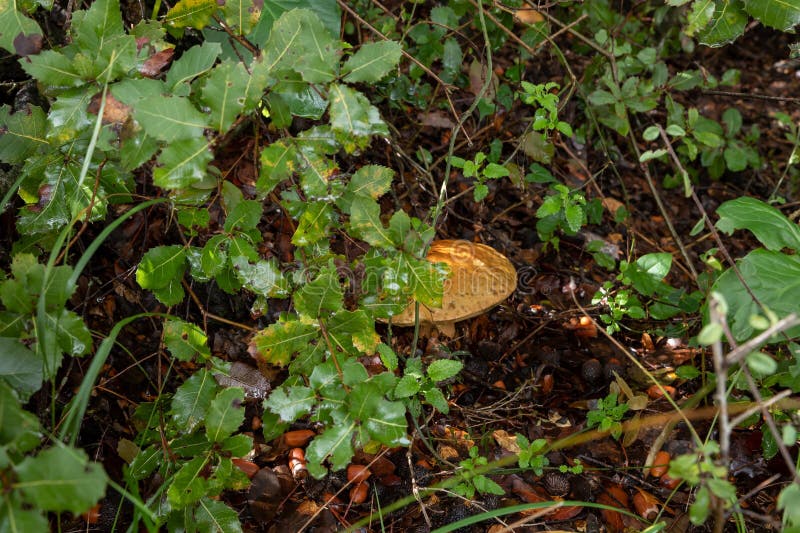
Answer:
[0, 0, 800, 530]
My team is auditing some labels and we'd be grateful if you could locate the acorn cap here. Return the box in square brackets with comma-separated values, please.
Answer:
[388, 240, 517, 336]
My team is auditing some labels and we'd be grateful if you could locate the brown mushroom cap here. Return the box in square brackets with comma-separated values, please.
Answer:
[388, 240, 517, 332]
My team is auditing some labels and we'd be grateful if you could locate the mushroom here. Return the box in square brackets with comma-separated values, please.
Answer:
[387, 240, 517, 337]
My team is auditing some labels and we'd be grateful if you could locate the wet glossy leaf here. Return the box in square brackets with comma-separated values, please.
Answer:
[232, 257, 289, 298]
[306, 417, 356, 478]
[338, 164, 394, 211]
[163, 318, 210, 362]
[15, 446, 107, 514]
[292, 201, 335, 246]
[293, 266, 343, 318]
[264, 385, 315, 420]
[258, 141, 296, 194]
[167, 456, 210, 506]
[153, 137, 212, 189]
[46, 87, 93, 143]
[328, 309, 379, 354]
[206, 387, 245, 442]
[44, 308, 93, 357]
[342, 41, 402, 83]
[348, 196, 393, 248]
[251, 319, 319, 366]
[136, 245, 187, 290]
[171, 368, 218, 432]
[329, 84, 389, 152]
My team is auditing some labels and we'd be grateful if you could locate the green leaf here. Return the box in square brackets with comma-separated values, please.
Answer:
[292, 201, 335, 246]
[427, 359, 463, 382]
[165, 0, 218, 30]
[394, 375, 420, 398]
[46, 86, 93, 143]
[744, 0, 800, 31]
[715, 197, 800, 252]
[342, 41, 402, 83]
[0, 105, 47, 163]
[0, 502, 48, 532]
[196, 498, 243, 533]
[305, 418, 356, 477]
[348, 196, 394, 248]
[163, 318, 211, 362]
[21, 50, 82, 88]
[200, 235, 228, 278]
[0, 338, 42, 401]
[483, 163, 510, 179]
[254, 0, 340, 43]
[711, 249, 800, 341]
[0, 0, 42, 55]
[231, 256, 289, 298]
[293, 265, 343, 318]
[473, 474, 505, 495]
[206, 387, 245, 442]
[697, 0, 749, 47]
[686, 0, 716, 35]
[377, 343, 398, 371]
[222, 0, 256, 35]
[251, 319, 319, 366]
[133, 95, 209, 142]
[44, 308, 93, 357]
[263, 8, 339, 83]
[689, 486, 712, 525]
[167, 456, 210, 507]
[328, 84, 389, 152]
[165, 42, 222, 92]
[407, 254, 446, 309]
[587, 89, 617, 106]
[201, 60, 255, 132]
[136, 245, 187, 290]
[258, 141, 296, 194]
[15, 446, 107, 514]
[171, 369, 219, 432]
[264, 385, 315, 421]
[338, 164, 394, 211]
[328, 310, 379, 354]
[746, 351, 778, 376]
[0, 381, 41, 452]
[222, 433, 253, 456]
[153, 137, 213, 189]
[423, 386, 449, 413]
[626, 253, 672, 296]
[224, 199, 262, 232]
[70, 0, 137, 80]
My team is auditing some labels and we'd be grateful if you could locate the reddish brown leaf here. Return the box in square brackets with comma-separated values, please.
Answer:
[140, 47, 175, 78]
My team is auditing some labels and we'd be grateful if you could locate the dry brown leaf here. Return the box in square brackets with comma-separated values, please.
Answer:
[492, 429, 521, 453]
[514, 8, 544, 24]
